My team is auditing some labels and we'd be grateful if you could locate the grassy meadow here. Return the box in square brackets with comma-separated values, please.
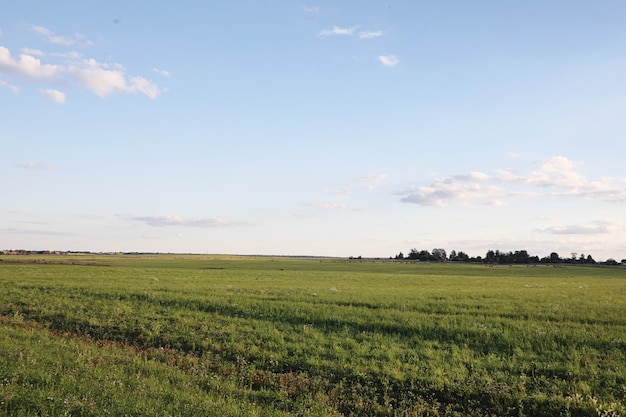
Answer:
[0, 254, 625, 416]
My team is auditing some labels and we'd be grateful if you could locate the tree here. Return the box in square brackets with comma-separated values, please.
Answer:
[432, 248, 447, 262]
[457, 251, 470, 262]
[407, 249, 419, 260]
[418, 250, 434, 261]
[513, 250, 530, 264]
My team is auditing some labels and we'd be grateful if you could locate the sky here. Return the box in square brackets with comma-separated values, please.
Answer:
[2, 1, 626, 260]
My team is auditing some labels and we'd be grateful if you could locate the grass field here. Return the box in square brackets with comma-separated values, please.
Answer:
[0, 254, 625, 416]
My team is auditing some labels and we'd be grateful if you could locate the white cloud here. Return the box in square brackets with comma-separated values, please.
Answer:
[357, 173, 389, 190]
[22, 48, 44, 56]
[306, 202, 367, 212]
[153, 68, 171, 77]
[32, 25, 91, 47]
[128, 76, 163, 99]
[303, 6, 319, 13]
[538, 220, 623, 235]
[0, 46, 60, 79]
[520, 156, 626, 201]
[494, 169, 524, 182]
[378, 54, 399, 67]
[452, 171, 491, 182]
[312, 174, 387, 212]
[0, 46, 162, 100]
[67, 58, 162, 99]
[399, 156, 626, 207]
[39, 88, 66, 104]
[0, 79, 20, 93]
[0, 227, 74, 236]
[18, 162, 59, 171]
[318, 26, 358, 37]
[51, 50, 83, 60]
[318, 26, 384, 40]
[526, 156, 585, 189]
[325, 173, 388, 195]
[130, 215, 239, 227]
[359, 31, 383, 39]
[399, 179, 508, 207]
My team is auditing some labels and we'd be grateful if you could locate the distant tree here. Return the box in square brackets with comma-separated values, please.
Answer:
[493, 251, 504, 263]
[513, 250, 530, 264]
[418, 250, 435, 261]
[432, 248, 447, 262]
[407, 249, 419, 260]
[605, 258, 618, 266]
[472, 255, 483, 263]
[457, 251, 470, 262]
[389, 247, 609, 265]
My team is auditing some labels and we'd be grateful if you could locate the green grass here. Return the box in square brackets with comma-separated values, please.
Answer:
[1, 255, 625, 416]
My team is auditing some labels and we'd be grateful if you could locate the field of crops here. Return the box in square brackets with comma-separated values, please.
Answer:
[0, 254, 625, 416]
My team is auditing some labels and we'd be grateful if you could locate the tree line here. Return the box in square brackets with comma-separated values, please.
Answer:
[391, 248, 624, 265]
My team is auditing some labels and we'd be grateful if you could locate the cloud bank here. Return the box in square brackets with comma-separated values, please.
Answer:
[538, 220, 622, 235]
[0, 227, 74, 236]
[398, 156, 626, 207]
[306, 202, 367, 212]
[18, 162, 59, 171]
[129, 215, 239, 228]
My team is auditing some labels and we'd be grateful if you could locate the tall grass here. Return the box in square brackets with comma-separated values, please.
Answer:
[1, 255, 625, 416]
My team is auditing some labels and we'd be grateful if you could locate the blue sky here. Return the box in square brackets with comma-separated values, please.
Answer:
[2, 1, 626, 260]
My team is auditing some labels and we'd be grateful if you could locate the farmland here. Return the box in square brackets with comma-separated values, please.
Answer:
[0, 254, 625, 416]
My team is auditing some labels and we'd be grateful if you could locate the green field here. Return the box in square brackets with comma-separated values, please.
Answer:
[1, 255, 625, 416]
